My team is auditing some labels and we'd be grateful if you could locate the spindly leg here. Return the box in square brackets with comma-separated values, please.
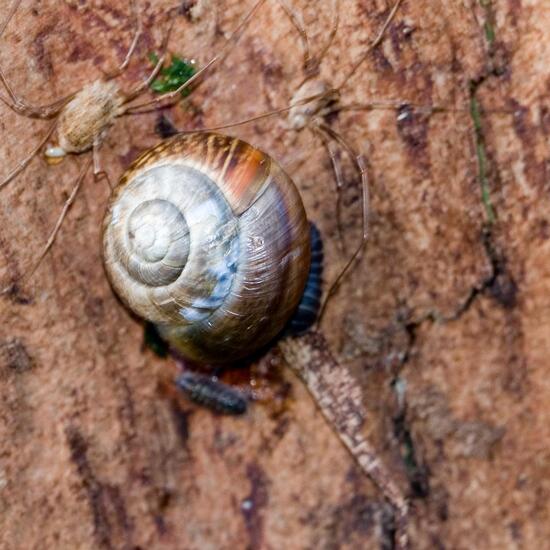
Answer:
[0, 67, 71, 119]
[92, 140, 113, 191]
[125, 0, 268, 113]
[0, 121, 57, 191]
[178, 88, 331, 134]
[276, 0, 313, 73]
[336, 0, 404, 91]
[1, 157, 92, 295]
[338, 100, 472, 115]
[278, 0, 339, 82]
[0, 0, 21, 39]
[122, 15, 176, 104]
[315, 123, 370, 323]
[104, 0, 143, 80]
[311, 125, 347, 253]
[0, 1, 72, 119]
[315, 0, 340, 70]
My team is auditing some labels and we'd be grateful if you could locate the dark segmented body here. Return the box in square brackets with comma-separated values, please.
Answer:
[287, 223, 324, 334]
[175, 371, 248, 415]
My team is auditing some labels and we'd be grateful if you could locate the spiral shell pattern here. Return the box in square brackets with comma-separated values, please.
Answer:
[102, 133, 310, 363]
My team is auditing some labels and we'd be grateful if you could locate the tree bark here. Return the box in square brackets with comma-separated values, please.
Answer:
[0, 0, 548, 548]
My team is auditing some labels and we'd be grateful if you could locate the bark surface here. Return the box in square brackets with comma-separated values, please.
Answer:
[0, 0, 548, 548]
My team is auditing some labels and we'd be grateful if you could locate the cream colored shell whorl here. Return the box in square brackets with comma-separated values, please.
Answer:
[102, 132, 311, 363]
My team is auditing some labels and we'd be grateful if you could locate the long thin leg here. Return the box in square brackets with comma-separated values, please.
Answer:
[315, 0, 340, 69]
[104, 0, 142, 80]
[339, 100, 437, 114]
[316, 123, 370, 323]
[144, 93, 494, 137]
[154, 92, 467, 135]
[311, 125, 347, 253]
[124, 0, 268, 112]
[276, 0, 313, 73]
[122, 16, 176, 104]
[279, 331, 409, 550]
[122, 51, 166, 105]
[336, 100, 513, 116]
[0, 0, 21, 39]
[18, 157, 92, 287]
[337, 0, 403, 91]
[0, 67, 71, 119]
[0, 1, 73, 118]
[0, 120, 57, 191]
[273, 127, 309, 172]
[136, 88, 329, 129]
[92, 141, 113, 191]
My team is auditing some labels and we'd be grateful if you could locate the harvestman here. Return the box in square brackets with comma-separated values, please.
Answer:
[0, 0, 268, 292]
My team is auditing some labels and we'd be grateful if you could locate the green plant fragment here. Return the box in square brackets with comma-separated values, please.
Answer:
[149, 53, 197, 97]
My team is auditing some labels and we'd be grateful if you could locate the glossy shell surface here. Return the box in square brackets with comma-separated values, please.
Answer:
[102, 132, 310, 363]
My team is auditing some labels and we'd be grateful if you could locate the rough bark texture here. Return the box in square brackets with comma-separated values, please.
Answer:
[0, 0, 548, 549]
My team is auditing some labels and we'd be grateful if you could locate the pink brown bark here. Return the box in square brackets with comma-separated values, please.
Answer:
[0, 0, 548, 548]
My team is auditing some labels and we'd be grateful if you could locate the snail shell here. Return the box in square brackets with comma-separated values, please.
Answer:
[102, 132, 311, 363]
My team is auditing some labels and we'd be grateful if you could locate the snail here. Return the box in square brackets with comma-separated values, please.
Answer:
[102, 131, 318, 364]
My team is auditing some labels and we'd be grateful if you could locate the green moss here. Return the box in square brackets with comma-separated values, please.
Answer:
[149, 53, 197, 97]
[479, 0, 496, 46]
[483, 21, 495, 45]
[469, 96, 496, 224]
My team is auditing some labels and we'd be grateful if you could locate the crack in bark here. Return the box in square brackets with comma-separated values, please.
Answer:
[390, 233, 516, 498]
[392, 403, 430, 500]
[394, 15, 517, 334]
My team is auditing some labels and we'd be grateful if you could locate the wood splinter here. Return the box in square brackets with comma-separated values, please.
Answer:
[279, 331, 410, 550]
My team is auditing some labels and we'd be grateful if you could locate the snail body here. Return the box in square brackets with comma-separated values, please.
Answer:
[102, 132, 311, 363]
